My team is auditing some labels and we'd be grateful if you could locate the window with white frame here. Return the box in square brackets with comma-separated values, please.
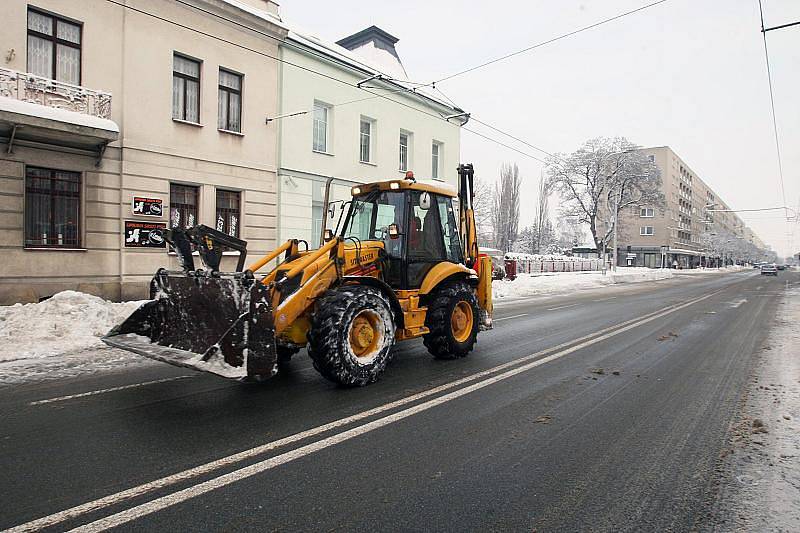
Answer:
[640, 226, 655, 236]
[640, 207, 654, 218]
[312, 102, 330, 152]
[431, 141, 442, 180]
[399, 131, 411, 171]
[359, 119, 373, 163]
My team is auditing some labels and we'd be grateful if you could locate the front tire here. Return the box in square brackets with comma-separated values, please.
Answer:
[307, 286, 396, 386]
[423, 282, 479, 360]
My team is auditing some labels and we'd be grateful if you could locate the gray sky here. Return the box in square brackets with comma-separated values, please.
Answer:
[282, 0, 799, 257]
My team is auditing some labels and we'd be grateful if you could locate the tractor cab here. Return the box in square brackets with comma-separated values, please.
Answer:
[338, 174, 464, 289]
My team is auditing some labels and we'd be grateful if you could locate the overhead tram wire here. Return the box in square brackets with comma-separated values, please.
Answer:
[431, 0, 669, 84]
[757, 0, 789, 220]
[102, 0, 546, 162]
[162, 0, 671, 166]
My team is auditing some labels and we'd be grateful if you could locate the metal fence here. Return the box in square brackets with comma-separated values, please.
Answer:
[508, 258, 602, 275]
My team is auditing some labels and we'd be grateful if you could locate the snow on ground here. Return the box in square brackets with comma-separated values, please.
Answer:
[707, 286, 800, 531]
[673, 265, 751, 275]
[0, 290, 145, 363]
[493, 267, 674, 300]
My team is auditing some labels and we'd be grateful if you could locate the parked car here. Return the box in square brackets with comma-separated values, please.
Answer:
[760, 263, 778, 276]
[776, 264, 786, 271]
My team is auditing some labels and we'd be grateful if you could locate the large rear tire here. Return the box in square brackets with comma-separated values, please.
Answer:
[307, 286, 396, 386]
[423, 281, 479, 360]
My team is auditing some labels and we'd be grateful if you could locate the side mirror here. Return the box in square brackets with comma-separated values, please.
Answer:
[323, 229, 334, 241]
[388, 223, 400, 240]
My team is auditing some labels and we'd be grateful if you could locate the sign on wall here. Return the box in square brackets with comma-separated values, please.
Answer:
[124, 220, 167, 248]
[131, 196, 164, 217]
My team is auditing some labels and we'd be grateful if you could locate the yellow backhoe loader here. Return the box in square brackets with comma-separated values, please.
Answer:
[104, 164, 493, 385]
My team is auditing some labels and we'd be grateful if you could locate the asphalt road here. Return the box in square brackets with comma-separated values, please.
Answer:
[0, 269, 795, 532]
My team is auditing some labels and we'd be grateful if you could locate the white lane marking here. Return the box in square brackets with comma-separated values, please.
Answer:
[729, 299, 748, 308]
[8, 289, 723, 533]
[494, 313, 528, 322]
[67, 289, 720, 533]
[29, 376, 196, 406]
[592, 297, 617, 302]
[546, 303, 579, 311]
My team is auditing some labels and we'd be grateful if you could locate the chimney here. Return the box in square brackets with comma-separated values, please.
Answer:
[336, 26, 407, 80]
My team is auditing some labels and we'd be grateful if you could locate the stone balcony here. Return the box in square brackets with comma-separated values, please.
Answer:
[0, 67, 112, 119]
[0, 67, 118, 155]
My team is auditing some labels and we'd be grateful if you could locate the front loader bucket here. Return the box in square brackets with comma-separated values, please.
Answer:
[103, 269, 277, 380]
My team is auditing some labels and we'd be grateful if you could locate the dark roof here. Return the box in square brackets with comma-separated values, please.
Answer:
[335, 25, 399, 50]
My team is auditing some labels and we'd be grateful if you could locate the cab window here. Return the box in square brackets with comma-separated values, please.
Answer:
[437, 195, 463, 264]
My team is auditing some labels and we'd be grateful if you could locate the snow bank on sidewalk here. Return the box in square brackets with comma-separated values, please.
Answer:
[0, 291, 145, 362]
[675, 265, 750, 274]
[493, 267, 674, 300]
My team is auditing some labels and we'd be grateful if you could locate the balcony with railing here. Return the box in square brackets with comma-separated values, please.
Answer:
[0, 67, 118, 154]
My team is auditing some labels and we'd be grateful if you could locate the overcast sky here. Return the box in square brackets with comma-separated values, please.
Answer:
[282, 0, 799, 257]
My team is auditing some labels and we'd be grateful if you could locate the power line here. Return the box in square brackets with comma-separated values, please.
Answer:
[757, 0, 789, 219]
[432, 0, 669, 84]
[106, 0, 542, 161]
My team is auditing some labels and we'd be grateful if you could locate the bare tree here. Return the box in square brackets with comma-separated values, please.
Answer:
[533, 171, 550, 254]
[472, 176, 495, 248]
[493, 163, 521, 252]
[545, 137, 663, 257]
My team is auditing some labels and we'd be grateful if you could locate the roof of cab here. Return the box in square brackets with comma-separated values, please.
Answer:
[351, 178, 457, 198]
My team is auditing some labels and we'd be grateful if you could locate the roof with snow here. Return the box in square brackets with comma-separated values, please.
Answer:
[286, 27, 464, 118]
[335, 26, 408, 81]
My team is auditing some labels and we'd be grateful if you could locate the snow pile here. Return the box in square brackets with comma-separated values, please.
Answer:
[493, 267, 674, 300]
[676, 265, 751, 275]
[0, 291, 146, 362]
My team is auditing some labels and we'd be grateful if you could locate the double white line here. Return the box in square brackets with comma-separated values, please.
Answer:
[5, 289, 722, 533]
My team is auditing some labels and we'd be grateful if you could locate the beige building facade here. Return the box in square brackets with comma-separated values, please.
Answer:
[0, 0, 286, 304]
[612, 146, 762, 268]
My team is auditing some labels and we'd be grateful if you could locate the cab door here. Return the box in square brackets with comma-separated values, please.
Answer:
[405, 191, 449, 288]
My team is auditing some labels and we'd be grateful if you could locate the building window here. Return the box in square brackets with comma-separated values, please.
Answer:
[215, 189, 241, 237]
[218, 69, 242, 132]
[640, 207, 654, 218]
[27, 8, 82, 85]
[399, 131, 411, 171]
[640, 226, 654, 236]
[312, 101, 330, 152]
[170, 183, 199, 229]
[431, 141, 442, 180]
[359, 119, 372, 163]
[173, 54, 201, 123]
[24, 167, 81, 248]
[648, 155, 655, 163]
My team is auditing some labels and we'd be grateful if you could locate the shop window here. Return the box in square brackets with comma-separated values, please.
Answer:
[215, 189, 240, 238]
[24, 167, 81, 248]
[170, 183, 198, 229]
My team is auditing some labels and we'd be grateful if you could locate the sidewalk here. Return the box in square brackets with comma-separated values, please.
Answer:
[706, 285, 800, 531]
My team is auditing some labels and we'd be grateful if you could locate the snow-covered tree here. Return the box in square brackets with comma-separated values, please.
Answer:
[493, 163, 521, 252]
[546, 137, 664, 257]
[472, 176, 495, 248]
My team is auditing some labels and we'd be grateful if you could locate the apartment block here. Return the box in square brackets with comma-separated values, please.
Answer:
[611, 146, 760, 268]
